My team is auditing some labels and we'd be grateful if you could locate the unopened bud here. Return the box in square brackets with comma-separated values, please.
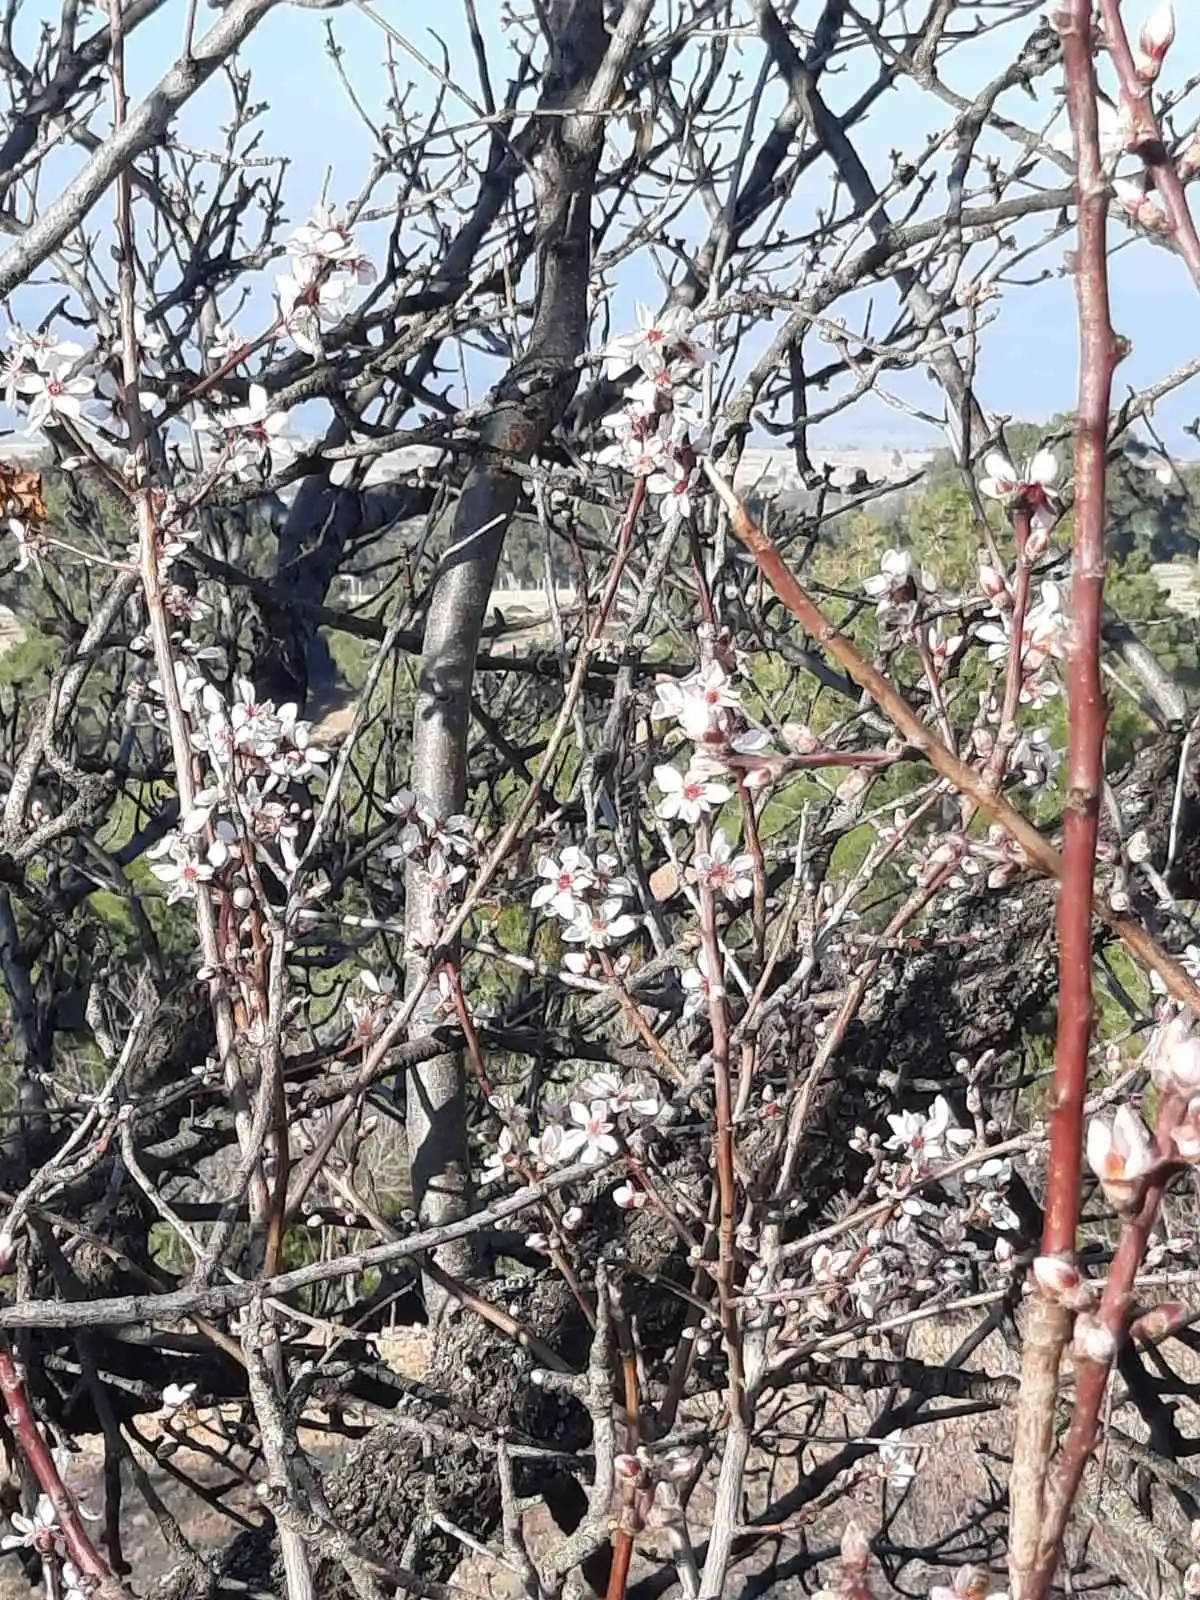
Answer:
[1150, 1016, 1200, 1095]
[1114, 179, 1171, 233]
[978, 557, 1010, 604]
[1137, 2, 1175, 82]
[1033, 1254, 1098, 1312]
[839, 1519, 871, 1575]
[1073, 1312, 1118, 1366]
[1025, 523, 1051, 563]
[1129, 1299, 1188, 1343]
[1172, 1113, 1200, 1160]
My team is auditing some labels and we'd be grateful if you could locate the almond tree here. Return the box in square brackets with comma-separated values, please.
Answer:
[0, 4, 1196, 1600]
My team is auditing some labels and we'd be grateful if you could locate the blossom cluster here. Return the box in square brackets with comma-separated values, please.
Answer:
[480, 1069, 662, 1217]
[382, 788, 477, 907]
[145, 670, 328, 907]
[531, 845, 639, 973]
[277, 203, 376, 357]
[785, 1078, 1022, 1358]
[597, 302, 714, 525]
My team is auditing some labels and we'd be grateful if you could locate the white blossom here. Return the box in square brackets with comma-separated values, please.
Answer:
[654, 763, 731, 824]
[885, 1096, 972, 1175]
[689, 827, 754, 901]
[0, 1494, 58, 1551]
[557, 1100, 620, 1166]
[159, 1381, 197, 1415]
[531, 847, 596, 920]
[1086, 1104, 1156, 1211]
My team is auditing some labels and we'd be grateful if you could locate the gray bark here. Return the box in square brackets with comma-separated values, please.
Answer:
[402, 0, 655, 1299]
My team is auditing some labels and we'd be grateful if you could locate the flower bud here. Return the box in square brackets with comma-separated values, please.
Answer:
[839, 1519, 871, 1575]
[1149, 1014, 1200, 1095]
[977, 557, 1010, 605]
[1136, 2, 1175, 81]
[1086, 1104, 1156, 1211]
[1114, 179, 1171, 232]
[1129, 1300, 1188, 1342]
[1024, 523, 1051, 563]
[1073, 1312, 1118, 1366]
[1030, 1255, 1096, 1310]
[1172, 1107, 1200, 1161]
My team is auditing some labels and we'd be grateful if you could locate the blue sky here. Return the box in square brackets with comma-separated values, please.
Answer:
[7, 1, 1200, 451]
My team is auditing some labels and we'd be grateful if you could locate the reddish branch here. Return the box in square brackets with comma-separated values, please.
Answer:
[700, 463, 1200, 1013]
[1031, 1093, 1187, 1590]
[1097, 0, 1200, 288]
[0, 1350, 115, 1584]
[1019, 3, 1117, 1590]
[1043, 0, 1115, 1286]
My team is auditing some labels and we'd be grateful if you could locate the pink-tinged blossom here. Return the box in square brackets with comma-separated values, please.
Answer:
[576, 1072, 660, 1118]
[531, 846, 596, 920]
[876, 1438, 919, 1487]
[15, 366, 94, 433]
[8, 327, 85, 370]
[229, 677, 280, 753]
[147, 837, 214, 904]
[651, 662, 742, 741]
[481, 1127, 520, 1185]
[287, 203, 360, 268]
[1136, 1, 1175, 80]
[345, 968, 396, 1043]
[207, 323, 244, 365]
[558, 1100, 620, 1165]
[562, 898, 639, 970]
[654, 762, 731, 824]
[0, 1494, 58, 1552]
[593, 850, 635, 901]
[603, 302, 712, 381]
[689, 827, 754, 901]
[529, 1125, 570, 1170]
[1148, 1014, 1200, 1097]
[978, 447, 1060, 533]
[270, 703, 330, 779]
[595, 410, 669, 477]
[681, 947, 714, 1019]
[977, 580, 1065, 688]
[885, 1096, 972, 1175]
[924, 621, 963, 675]
[646, 457, 699, 524]
[225, 383, 293, 469]
[862, 548, 936, 619]
[421, 848, 468, 897]
[276, 257, 354, 355]
[1086, 1104, 1156, 1211]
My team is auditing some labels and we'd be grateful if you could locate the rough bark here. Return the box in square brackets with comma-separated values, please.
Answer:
[402, 0, 653, 1299]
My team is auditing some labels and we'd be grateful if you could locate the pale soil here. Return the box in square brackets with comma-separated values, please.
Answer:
[0, 1312, 1190, 1597]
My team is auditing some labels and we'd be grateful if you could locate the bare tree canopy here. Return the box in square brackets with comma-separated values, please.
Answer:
[0, 3, 1199, 1600]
